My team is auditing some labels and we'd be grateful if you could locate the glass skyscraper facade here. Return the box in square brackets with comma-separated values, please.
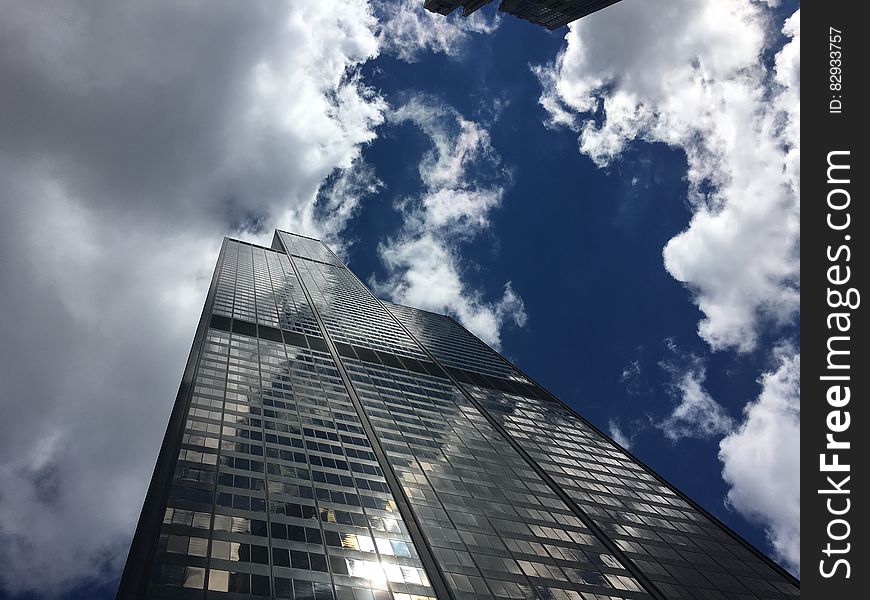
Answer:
[117, 231, 799, 600]
[423, 0, 623, 30]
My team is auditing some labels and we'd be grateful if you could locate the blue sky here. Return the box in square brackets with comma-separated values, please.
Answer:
[0, 1, 799, 597]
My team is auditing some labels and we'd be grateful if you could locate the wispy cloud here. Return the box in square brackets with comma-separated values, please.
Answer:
[370, 96, 525, 349]
[534, 2, 800, 353]
[607, 419, 634, 450]
[618, 353, 649, 397]
[619, 360, 642, 386]
[657, 341, 734, 441]
[300, 158, 384, 259]
[374, 0, 500, 63]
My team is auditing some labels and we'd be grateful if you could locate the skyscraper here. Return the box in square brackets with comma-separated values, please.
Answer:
[423, 0, 623, 30]
[118, 231, 799, 600]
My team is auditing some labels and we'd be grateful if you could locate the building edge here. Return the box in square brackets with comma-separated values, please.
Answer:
[442, 313, 801, 589]
[115, 239, 228, 599]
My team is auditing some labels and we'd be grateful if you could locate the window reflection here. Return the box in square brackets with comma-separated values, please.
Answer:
[139, 237, 796, 600]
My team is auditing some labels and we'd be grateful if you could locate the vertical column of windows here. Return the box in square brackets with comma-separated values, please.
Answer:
[253, 249, 280, 329]
[147, 328, 231, 596]
[259, 339, 338, 600]
[205, 328, 273, 597]
[232, 246, 256, 324]
[213, 241, 239, 319]
[262, 339, 437, 600]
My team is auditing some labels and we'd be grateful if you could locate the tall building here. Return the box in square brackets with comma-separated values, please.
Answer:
[422, 0, 622, 30]
[118, 231, 799, 600]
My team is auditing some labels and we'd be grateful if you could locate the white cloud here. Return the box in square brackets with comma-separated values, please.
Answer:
[0, 188, 220, 594]
[377, 234, 526, 348]
[294, 158, 384, 259]
[608, 419, 633, 450]
[657, 343, 734, 441]
[2, 1, 386, 232]
[659, 371, 734, 441]
[0, 1, 388, 594]
[618, 358, 646, 396]
[421, 187, 503, 229]
[371, 96, 525, 349]
[719, 348, 800, 575]
[620, 360, 641, 383]
[392, 97, 503, 194]
[375, 0, 500, 62]
[534, 2, 800, 352]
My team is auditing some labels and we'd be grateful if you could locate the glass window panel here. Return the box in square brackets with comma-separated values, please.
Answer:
[182, 566, 205, 589]
[208, 569, 229, 592]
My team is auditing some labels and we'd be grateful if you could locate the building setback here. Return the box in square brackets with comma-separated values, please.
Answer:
[117, 231, 799, 600]
[422, 0, 623, 30]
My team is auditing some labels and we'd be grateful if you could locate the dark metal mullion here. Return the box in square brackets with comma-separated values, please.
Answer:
[281, 251, 457, 600]
[248, 246, 279, 598]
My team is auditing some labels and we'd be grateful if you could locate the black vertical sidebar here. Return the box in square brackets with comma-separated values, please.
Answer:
[803, 1, 867, 598]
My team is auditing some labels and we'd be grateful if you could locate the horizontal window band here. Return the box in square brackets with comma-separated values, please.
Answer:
[208, 315, 324, 351]
[335, 339, 551, 401]
[208, 315, 550, 401]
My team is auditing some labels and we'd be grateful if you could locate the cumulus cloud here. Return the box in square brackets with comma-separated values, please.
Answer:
[719, 348, 800, 575]
[0, 192, 219, 594]
[371, 96, 526, 349]
[374, 0, 500, 62]
[657, 342, 734, 441]
[534, 2, 800, 352]
[2, 1, 385, 234]
[0, 1, 388, 594]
